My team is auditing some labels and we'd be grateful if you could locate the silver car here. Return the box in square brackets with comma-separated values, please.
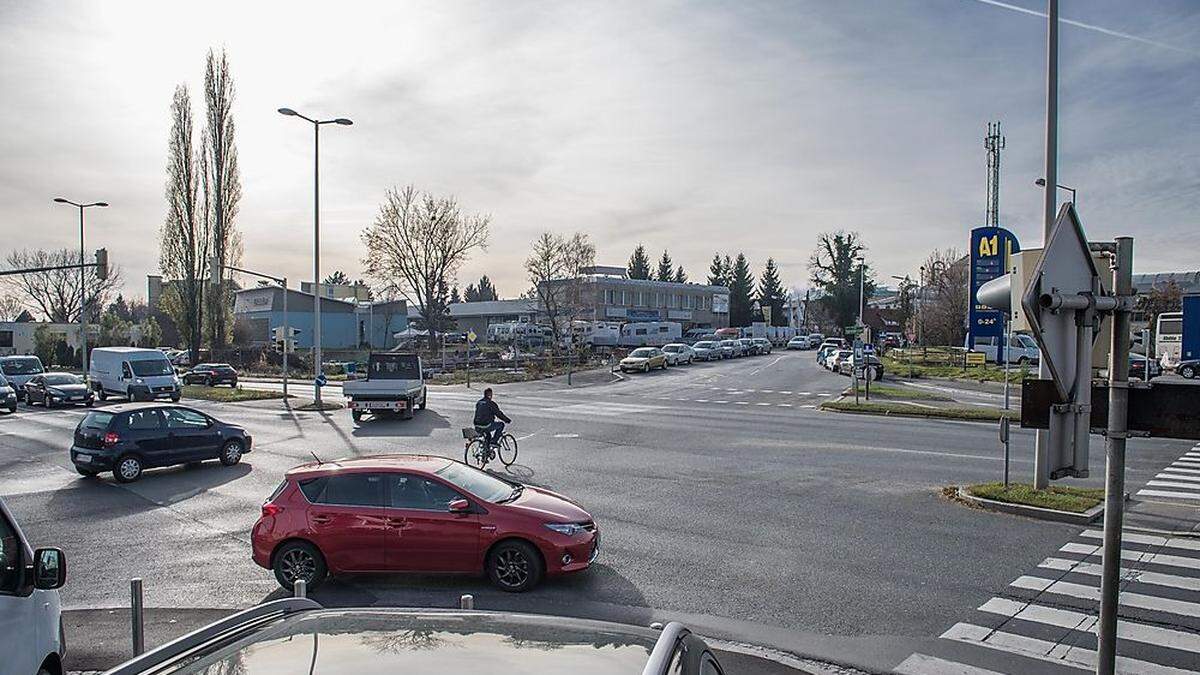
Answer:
[661, 343, 695, 365]
[691, 341, 720, 361]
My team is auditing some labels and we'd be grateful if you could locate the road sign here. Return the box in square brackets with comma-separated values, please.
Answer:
[1021, 204, 1101, 401]
[969, 226, 1020, 357]
[467, 330, 477, 344]
[314, 374, 327, 388]
[966, 352, 986, 366]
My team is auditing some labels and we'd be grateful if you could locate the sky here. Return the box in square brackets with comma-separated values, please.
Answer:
[0, 0, 1196, 306]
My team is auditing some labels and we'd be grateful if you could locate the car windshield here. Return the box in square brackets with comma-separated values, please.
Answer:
[436, 462, 516, 503]
[1, 358, 42, 375]
[43, 373, 81, 385]
[130, 358, 175, 377]
[662, 345, 680, 352]
[694, 341, 714, 348]
[630, 348, 656, 357]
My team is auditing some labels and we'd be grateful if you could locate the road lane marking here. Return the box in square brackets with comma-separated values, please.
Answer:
[941, 622, 1193, 674]
[978, 597, 1200, 654]
[755, 402, 772, 406]
[777, 404, 793, 408]
[1137, 489, 1200, 501]
[894, 654, 1005, 675]
[1010, 575, 1200, 618]
[1080, 530, 1200, 553]
[734, 401, 750, 406]
[1155, 473, 1200, 483]
[1039, 556, 1200, 592]
[1161, 466, 1200, 475]
[1060, 542, 1200, 570]
[1147, 480, 1200, 491]
[713, 400, 729, 404]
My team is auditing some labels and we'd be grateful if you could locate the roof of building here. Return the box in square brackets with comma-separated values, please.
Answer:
[1133, 271, 1200, 293]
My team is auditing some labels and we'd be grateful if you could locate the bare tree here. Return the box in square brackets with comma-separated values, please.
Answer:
[0, 294, 26, 321]
[202, 48, 243, 349]
[918, 248, 969, 346]
[360, 186, 490, 349]
[159, 83, 210, 364]
[525, 232, 596, 347]
[3, 248, 122, 323]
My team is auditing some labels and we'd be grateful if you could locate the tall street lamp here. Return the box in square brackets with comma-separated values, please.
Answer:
[1035, 177, 1077, 205]
[278, 107, 352, 405]
[855, 257, 865, 330]
[53, 197, 107, 375]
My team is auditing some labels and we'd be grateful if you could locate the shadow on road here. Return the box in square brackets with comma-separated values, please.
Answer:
[350, 410, 451, 438]
[62, 460, 254, 507]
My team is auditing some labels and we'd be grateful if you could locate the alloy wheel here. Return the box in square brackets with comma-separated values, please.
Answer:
[279, 548, 316, 585]
[118, 458, 141, 481]
[494, 549, 530, 589]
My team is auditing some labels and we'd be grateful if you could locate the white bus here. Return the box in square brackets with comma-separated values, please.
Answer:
[1156, 311, 1183, 369]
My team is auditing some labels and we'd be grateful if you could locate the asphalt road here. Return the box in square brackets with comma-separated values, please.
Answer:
[1, 350, 1196, 672]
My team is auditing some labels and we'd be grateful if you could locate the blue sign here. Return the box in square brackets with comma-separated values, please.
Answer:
[969, 226, 1020, 358]
[314, 374, 328, 388]
[626, 309, 662, 322]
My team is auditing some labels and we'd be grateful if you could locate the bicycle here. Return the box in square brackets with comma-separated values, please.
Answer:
[462, 426, 518, 469]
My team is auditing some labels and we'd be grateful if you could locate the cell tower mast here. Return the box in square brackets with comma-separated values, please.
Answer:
[984, 121, 1005, 228]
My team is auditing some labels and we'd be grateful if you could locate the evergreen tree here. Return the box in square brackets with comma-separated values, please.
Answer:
[674, 265, 688, 284]
[757, 257, 787, 327]
[729, 253, 755, 327]
[707, 254, 725, 286]
[464, 284, 479, 302]
[476, 275, 498, 301]
[449, 285, 462, 305]
[808, 230, 875, 330]
[656, 250, 674, 281]
[627, 244, 651, 280]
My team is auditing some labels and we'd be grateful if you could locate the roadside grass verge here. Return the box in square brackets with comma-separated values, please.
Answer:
[182, 385, 285, 403]
[844, 383, 953, 401]
[965, 482, 1104, 513]
[882, 356, 1032, 384]
[820, 399, 1016, 422]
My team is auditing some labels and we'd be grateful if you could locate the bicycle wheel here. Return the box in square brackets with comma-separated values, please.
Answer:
[464, 439, 488, 468]
[498, 434, 519, 467]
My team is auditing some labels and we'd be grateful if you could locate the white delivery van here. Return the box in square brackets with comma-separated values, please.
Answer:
[0, 495, 67, 675]
[89, 346, 181, 402]
[0, 355, 45, 389]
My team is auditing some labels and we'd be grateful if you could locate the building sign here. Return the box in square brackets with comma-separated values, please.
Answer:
[712, 293, 729, 314]
[627, 309, 662, 322]
[969, 226, 1020, 356]
[667, 310, 693, 320]
[605, 307, 628, 319]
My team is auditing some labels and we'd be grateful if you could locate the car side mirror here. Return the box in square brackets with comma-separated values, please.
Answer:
[33, 547, 66, 590]
[448, 498, 470, 513]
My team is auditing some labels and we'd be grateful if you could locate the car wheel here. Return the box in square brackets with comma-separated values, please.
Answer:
[170, 393, 181, 402]
[642, 363, 649, 373]
[487, 539, 543, 592]
[1183, 365, 1197, 379]
[6, 404, 14, 414]
[98, 388, 107, 401]
[219, 439, 244, 466]
[417, 393, 427, 410]
[351, 409, 364, 423]
[75, 466, 98, 477]
[114, 455, 143, 483]
[229, 380, 238, 388]
[273, 541, 328, 591]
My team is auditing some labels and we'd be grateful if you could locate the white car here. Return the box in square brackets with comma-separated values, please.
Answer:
[0, 496, 67, 675]
[828, 349, 853, 373]
[89, 346, 182, 402]
[786, 336, 808, 350]
[691, 341, 720, 361]
[0, 355, 45, 390]
[661, 343, 695, 365]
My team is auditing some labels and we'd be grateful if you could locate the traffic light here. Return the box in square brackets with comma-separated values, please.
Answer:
[94, 248, 108, 280]
[272, 326, 300, 353]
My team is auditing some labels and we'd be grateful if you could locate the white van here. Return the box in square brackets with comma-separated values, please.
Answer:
[0, 355, 45, 389]
[89, 347, 181, 402]
[974, 334, 1041, 365]
[0, 496, 67, 675]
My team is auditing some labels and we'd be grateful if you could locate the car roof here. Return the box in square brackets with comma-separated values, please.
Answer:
[286, 453, 453, 479]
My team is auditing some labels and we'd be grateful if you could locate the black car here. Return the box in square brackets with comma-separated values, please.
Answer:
[1128, 354, 1162, 380]
[103, 600, 726, 675]
[1179, 360, 1199, 380]
[70, 404, 252, 482]
[0, 373, 17, 413]
[24, 372, 94, 408]
[182, 363, 239, 387]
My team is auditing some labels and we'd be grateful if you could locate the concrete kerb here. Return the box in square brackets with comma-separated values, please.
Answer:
[952, 485, 1119, 525]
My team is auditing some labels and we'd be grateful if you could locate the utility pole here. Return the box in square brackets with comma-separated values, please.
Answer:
[984, 121, 1005, 229]
[1034, 0, 1059, 490]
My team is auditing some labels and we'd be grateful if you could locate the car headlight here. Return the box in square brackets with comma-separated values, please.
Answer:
[545, 523, 586, 536]
[135, 378, 145, 385]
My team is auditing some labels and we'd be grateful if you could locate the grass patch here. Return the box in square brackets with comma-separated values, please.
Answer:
[966, 482, 1104, 513]
[821, 399, 1016, 422]
[882, 356, 1031, 384]
[182, 385, 285, 403]
[845, 383, 953, 401]
[294, 399, 344, 411]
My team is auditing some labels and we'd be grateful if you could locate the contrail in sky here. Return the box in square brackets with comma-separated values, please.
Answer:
[968, 0, 1198, 57]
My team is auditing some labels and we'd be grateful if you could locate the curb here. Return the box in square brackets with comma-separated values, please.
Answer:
[953, 486, 1113, 524]
[819, 402, 1013, 425]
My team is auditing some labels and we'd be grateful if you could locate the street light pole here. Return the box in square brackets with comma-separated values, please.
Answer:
[1034, 0, 1059, 492]
[53, 198, 108, 375]
[278, 108, 352, 406]
[1035, 177, 1077, 205]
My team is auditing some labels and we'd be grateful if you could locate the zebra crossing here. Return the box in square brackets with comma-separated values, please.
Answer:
[897, 446, 1200, 674]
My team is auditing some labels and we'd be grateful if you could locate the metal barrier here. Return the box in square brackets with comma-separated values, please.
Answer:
[130, 578, 145, 656]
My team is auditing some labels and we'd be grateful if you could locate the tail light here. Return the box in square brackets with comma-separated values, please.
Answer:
[261, 503, 283, 518]
[102, 432, 120, 447]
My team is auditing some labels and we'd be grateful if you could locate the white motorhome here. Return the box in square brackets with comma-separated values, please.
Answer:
[572, 321, 621, 347]
[89, 346, 181, 402]
[0, 496, 67, 675]
[618, 321, 682, 347]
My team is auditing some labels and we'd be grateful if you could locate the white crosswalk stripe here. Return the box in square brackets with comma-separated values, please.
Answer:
[1079, 530, 1200, 553]
[1039, 557, 1200, 591]
[1010, 575, 1200, 618]
[1138, 489, 1200, 501]
[978, 597, 1200, 654]
[940, 622, 1195, 674]
[1059, 542, 1200, 571]
[894, 653, 1006, 674]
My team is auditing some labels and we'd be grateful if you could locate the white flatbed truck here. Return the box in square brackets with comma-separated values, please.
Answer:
[342, 353, 428, 423]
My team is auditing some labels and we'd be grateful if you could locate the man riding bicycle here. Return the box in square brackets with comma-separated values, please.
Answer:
[474, 387, 511, 446]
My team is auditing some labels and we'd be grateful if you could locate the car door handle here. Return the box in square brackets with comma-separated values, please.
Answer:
[387, 518, 409, 528]
[312, 515, 332, 524]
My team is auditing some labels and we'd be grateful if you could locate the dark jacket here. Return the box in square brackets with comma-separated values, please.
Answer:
[474, 397, 511, 427]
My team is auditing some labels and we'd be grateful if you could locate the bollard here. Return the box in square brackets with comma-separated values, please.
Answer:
[294, 579, 307, 599]
[459, 594, 474, 610]
[130, 578, 145, 656]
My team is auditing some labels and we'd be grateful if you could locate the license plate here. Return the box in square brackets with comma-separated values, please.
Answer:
[76, 453, 92, 463]
[365, 402, 398, 410]
[70, 396, 82, 401]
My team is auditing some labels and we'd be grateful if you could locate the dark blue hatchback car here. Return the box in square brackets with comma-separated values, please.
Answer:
[71, 404, 252, 482]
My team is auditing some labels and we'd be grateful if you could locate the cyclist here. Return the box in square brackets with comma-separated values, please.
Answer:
[473, 387, 511, 447]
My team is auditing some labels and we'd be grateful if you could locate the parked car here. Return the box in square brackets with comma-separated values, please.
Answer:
[816, 345, 839, 367]
[828, 349, 853, 372]
[70, 404, 252, 482]
[691, 340, 720, 361]
[89, 347, 182, 402]
[0, 355, 45, 390]
[808, 333, 825, 347]
[1128, 354, 1163, 380]
[98, 600, 724, 675]
[23, 372, 94, 408]
[737, 338, 758, 355]
[786, 336, 809, 350]
[752, 337, 773, 355]
[660, 343, 695, 365]
[619, 347, 667, 372]
[1180, 360, 1199, 379]
[0, 373, 17, 414]
[841, 353, 884, 380]
[182, 363, 239, 387]
[252, 455, 600, 593]
[0, 496, 67, 675]
[719, 339, 741, 358]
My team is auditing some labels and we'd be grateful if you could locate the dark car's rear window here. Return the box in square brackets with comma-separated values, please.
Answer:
[81, 411, 114, 431]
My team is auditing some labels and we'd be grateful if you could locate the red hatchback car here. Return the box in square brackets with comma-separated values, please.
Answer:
[251, 455, 599, 592]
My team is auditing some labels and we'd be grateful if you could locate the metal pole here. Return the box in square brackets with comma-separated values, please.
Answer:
[1003, 315, 1011, 410]
[460, 594, 474, 610]
[294, 578, 307, 598]
[1033, 0, 1059, 490]
[1142, 328, 1150, 382]
[466, 338, 471, 389]
[1097, 237, 1133, 675]
[79, 206, 87, 374]
[312, 121, 323, 406]
[130, 578, 145, 656]
[282, 278, 289, 400]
